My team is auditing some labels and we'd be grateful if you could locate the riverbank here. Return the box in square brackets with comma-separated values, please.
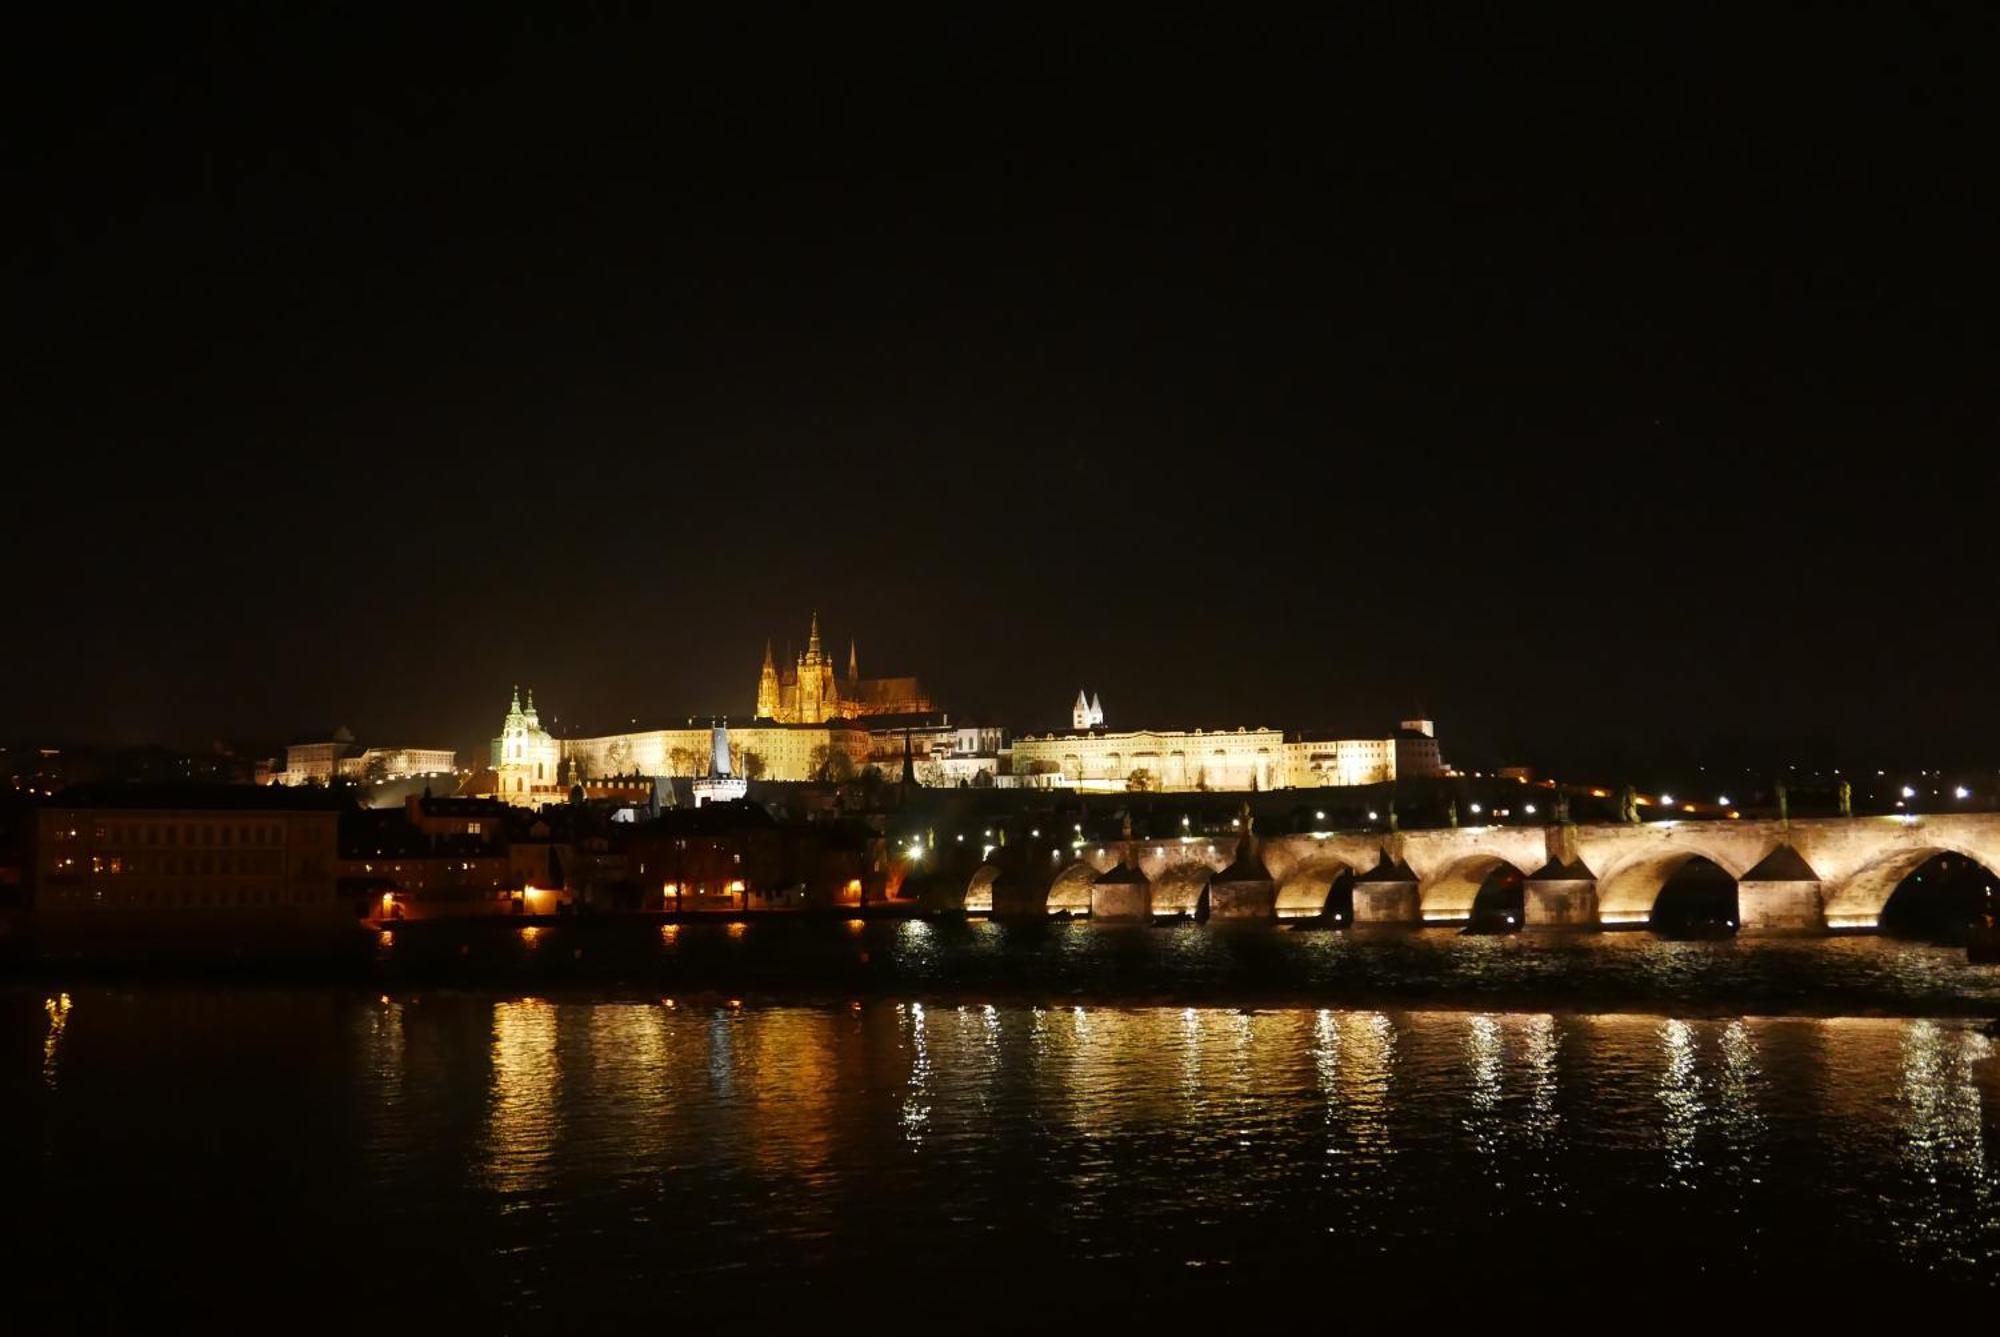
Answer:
[6, 916, 1998, 1018]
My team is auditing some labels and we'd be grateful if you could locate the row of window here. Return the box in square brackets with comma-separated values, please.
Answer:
[87, 852, 287, 876]
[41, 886, 329, 907]
[74, 822, 305, 848]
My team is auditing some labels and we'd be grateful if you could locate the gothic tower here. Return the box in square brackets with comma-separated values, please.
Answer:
[756, 640, 781, 719]
[796, 611, 838, 723]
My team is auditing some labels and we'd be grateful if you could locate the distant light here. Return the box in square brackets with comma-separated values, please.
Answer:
[1660, 794, 1674, 805]
[1718, 796, 1731, 805]
[1901, 786, 1916, 799]
[1955, 786, 1970, 799]
[1469, 803, 1482, 814]
[1368, 811, 1379, 820]
[1524, 804, 1536, 815]
[1315, 810, 1325, 820]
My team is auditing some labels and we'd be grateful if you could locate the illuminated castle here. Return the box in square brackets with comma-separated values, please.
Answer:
[755, 613, 933, 724]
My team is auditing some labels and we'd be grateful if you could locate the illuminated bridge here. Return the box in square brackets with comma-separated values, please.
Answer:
[948, 814, 2000, 933]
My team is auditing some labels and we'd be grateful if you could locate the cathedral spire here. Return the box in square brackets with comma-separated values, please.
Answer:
[762, 639, 774, 671]
[848, 638, 858, 682]
[806, 611, 822, 658]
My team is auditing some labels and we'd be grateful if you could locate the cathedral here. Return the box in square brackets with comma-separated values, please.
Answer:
[755, 614, 933, 724]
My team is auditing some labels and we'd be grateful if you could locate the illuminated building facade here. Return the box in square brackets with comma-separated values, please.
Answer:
[755, 614, 933, 724]
[1010, 725, 1287, 792]
[33, 785, 348, 932]
[1010, 701, 1449, 793]
[273, 728, 455, 787]
[691, 724, 748, 807]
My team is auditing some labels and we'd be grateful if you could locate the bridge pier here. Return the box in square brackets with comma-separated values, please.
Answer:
[1524, 859, 1598, 928]
[1210, 879, 1276, 919]
[1735, 847, 1826, 934]
[1352, 854, 1421, 924]
[1736, 883, 1825, 932]
[1090, 869, 1152, 921]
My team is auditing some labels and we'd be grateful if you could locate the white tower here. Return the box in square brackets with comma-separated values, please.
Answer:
[1089, 692, 1104, 727]
[1073, 690, 1092, 730]
[691, 721, 748, 807]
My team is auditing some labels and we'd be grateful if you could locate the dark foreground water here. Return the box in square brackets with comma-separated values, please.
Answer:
[4, 973, 1998, 1327]
[52, 916, 2000, 1016]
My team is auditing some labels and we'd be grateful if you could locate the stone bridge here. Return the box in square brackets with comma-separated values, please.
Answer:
[950, 814, 2000, 933]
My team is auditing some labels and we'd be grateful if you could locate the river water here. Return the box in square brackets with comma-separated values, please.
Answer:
[5, 930, 1999, 1325]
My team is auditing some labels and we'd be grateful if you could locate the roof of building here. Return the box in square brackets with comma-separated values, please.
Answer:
[1096, 855, 1150, 885]
[1742, 845, 1820, 881]
[48, 782, 353, 812]
[417, 795, 514, 818]
[1214, 828, 1272, 884]
[1355, 851, 1418, 883]
[647, 799, 777, 835]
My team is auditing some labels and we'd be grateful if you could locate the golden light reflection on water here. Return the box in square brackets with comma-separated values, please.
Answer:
[43, 992, 71, 1089]
[14, 998, 2000, 1290]
[1336, 1011, 1396, 1165]
[585, 1005, 673, 1167]
[483, 999, 559, 1197]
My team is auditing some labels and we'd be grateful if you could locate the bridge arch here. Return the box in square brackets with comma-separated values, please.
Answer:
[1047, 861, 1100, 914]
[1151, 862, 1213, 917]
[1823, 844, 2000, 930]
[1595, 848, 1756, 926]
[964, 865, 1000, 915]
[1275, 859, 1361, 919]
[1419, 853, 1539, 923]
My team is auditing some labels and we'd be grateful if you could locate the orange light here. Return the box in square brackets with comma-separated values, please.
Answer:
[660, 923, 680, 941]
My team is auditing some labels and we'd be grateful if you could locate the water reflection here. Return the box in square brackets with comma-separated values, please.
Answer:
[899, 1002, 931, 1145]
[1659, 1018, 1703, 1186]
[1895, 1020, 1993, 1268]
[42, 992, 71, 1089]
[15, 994, 1995, 1313]
[483, 999, 560, 1197]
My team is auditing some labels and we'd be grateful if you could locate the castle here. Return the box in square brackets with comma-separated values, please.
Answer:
[755, 613, 933, 724]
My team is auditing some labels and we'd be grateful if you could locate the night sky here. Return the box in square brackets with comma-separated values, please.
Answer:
[10, 9, 1996, 772]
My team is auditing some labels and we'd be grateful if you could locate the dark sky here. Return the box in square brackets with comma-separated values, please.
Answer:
[9, 7, 1997, 771]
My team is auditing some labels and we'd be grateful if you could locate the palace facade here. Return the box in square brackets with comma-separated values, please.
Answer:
[1007, 700, 1448, 793]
